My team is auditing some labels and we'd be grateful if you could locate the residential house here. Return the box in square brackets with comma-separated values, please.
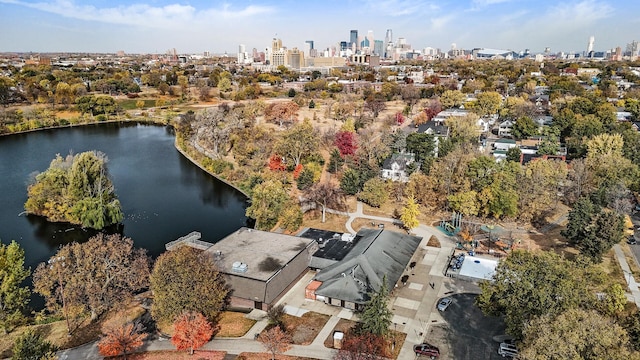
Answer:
[416, 121, 449, 157]
[381, 153, 416, 182]
[498, 120, 514, 137]
[307, 228, 422, 310]
[493, 138, 518, 151]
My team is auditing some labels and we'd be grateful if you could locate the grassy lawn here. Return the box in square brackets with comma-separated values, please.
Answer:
[118, 99, 157, 110]
[280, 312, 330, 345]
[302, 212, 348, 233]
[129, 350, 226, 360]
[216, 311, 256, 337]
[0, 304, 146, 358]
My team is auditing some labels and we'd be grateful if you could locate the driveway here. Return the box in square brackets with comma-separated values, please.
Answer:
[426, 293, 507, 360]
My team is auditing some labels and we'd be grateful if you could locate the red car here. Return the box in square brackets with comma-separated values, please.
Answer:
[413, 343, 440, 358]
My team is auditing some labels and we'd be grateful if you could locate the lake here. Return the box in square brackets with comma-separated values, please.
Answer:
[0, 123, 249, 273]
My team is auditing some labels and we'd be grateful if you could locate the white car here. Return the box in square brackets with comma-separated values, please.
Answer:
[437, 297, 452, 311]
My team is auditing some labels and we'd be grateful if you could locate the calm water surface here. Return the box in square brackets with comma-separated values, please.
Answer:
[0, 123, 249, 272]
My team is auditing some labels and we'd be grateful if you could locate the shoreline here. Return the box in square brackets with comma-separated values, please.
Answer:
[173, 138, 250, 199]
[0, 117, 167, 137]
[1, 116, 251, 199]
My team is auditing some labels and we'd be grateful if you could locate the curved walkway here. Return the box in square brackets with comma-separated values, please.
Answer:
[343, 201, 403, 234]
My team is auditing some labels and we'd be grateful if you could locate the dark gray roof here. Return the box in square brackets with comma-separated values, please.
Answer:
[382, 153, 414, 171]
[204, 227, 314, 282]
[313, 228, 422, 304]
[416, 121, 449, 136]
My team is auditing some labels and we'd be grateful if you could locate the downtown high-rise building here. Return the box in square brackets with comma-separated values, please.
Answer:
[350, 30, 358, 50]
[304, 40, 314, 58]
[384, 29, 393, 58]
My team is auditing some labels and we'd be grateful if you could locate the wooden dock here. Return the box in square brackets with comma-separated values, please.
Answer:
[165, 231, 214, 251]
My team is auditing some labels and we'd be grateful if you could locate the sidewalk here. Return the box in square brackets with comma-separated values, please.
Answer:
[613, 244, 640, 309]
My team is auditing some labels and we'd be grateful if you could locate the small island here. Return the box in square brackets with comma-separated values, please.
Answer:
[25, 151, 123, 230]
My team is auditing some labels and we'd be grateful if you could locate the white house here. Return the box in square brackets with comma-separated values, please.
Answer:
[498, 120, 514, 137]
[381, 153, 416, 182]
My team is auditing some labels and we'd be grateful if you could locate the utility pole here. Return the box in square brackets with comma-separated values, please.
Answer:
[48, 256, 71, 335]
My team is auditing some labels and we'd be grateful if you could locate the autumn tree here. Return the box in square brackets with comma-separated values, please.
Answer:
[268, 154, 286, 171]
[0, 240, 30, 334]
[98, 321, 147, 360]
[279, 201, 303, 232]
[445, 113, 481, 145]
[304, 182, 346, 223]
[275, 119, 319, 166]
[335, 131, 358, 157]
[472, 91, 502, 117]
[477, 251, 594, 339]
[334, 333, 389, 360]
[150, 246, 228, 326]
[448, 191, 479, 217]
[423, 99, 442, 121]
[33, 234, 150, 327]
[364, 97, 386, 118]
[194, 107, 243, 157]
[357, 178, 389, 208]
[516, 158, 567, 222]
[245, 179, 290, 230]
[400, 196, 420, 230]
[172, 312, 214, 355]
[265, 101, 299, 126]
[520, 309, 635, 360]
[259, 326, 292, 360]
[439, 89, 465, 109]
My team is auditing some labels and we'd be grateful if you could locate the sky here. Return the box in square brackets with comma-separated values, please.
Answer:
[0, 0, 639, 55]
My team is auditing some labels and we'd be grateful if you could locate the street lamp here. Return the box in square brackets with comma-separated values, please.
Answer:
[48, 256, 71, 335]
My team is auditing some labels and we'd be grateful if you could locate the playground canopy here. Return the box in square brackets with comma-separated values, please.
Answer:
[458, 256, 498, 282]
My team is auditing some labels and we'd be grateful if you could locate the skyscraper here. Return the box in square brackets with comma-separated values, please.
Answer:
[587, 36, 595, 57]
[384, 29, 393, 58]
[304, 40, 314, 58]
[237, 44, 246, 64]
[350, 30, 358, 50]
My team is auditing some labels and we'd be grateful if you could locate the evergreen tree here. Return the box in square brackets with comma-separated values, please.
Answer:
[562, 197, 596, 245]
[0, 241, 30, 334]
[328, 148, 345, 173]
[357, 276, 392, 337]
[12, 330, 56, 360]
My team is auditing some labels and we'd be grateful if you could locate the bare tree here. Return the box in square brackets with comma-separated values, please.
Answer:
[304, 182, 346, 222]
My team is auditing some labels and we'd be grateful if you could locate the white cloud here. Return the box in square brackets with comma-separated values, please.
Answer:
[0, 0, 275, 28]
[362, 0, 439, 17]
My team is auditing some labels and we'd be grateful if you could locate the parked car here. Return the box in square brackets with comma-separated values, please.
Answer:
[413, 343, 440, 358]
[437, 297, 452, 311]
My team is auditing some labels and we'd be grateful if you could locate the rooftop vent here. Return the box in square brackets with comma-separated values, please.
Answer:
[232, 261, 248, 273]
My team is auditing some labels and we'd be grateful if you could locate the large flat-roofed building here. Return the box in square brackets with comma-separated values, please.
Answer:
[204, 227, 317, 311]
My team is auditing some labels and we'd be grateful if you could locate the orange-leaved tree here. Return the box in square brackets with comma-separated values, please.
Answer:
[171, 311, 214, 355]
[97, 321, 147, 360]
[258, 326, 291, 360]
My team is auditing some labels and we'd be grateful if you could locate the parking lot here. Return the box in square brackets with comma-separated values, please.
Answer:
[425, 293, 507, 360]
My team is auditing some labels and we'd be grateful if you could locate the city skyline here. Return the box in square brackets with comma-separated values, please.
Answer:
[0, 0, 638, 55]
